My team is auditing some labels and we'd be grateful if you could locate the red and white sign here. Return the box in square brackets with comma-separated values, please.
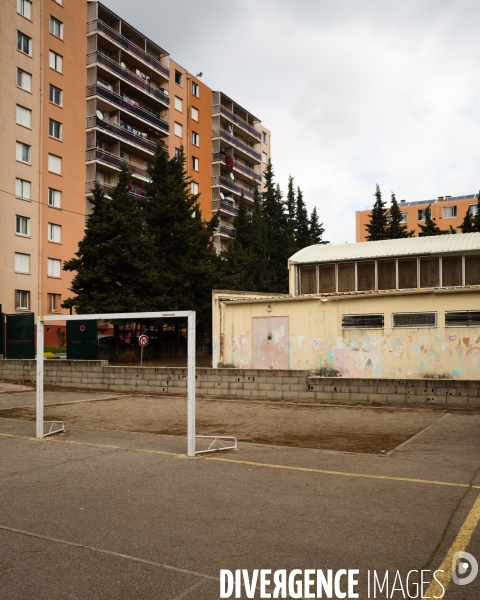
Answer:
[138, 334, 149, 347]
[80, 325, 86, 332]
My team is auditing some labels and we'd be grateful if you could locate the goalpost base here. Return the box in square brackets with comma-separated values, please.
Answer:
[194, 436, 238, 455]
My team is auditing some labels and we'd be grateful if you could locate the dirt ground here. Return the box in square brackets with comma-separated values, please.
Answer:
[0, 395, 445, 454]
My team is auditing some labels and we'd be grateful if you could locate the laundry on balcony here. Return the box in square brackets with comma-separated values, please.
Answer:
[225, 154, 234, 169]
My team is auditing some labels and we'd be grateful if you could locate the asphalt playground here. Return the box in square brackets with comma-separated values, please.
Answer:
[0, 385, 479, 599]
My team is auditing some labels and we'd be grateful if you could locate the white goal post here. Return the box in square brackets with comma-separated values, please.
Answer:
[35, 310, 228, 457]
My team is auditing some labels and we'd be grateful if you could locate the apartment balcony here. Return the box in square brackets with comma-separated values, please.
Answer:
[215, 224, 235, 238]
[86, 147, 151, 182]
[86, 181, 147, 198]
[88, 52, 170, 108]
[212, 104, 261, 141]
[212, 152, 262, 184]
[212, 200, 238, 217]
[87, 84, 169, 134]
[86, 115, 158, 155]
[212, 176, 254, 201]
[87, 19, 170, 80]
[212, 129, 261, 162]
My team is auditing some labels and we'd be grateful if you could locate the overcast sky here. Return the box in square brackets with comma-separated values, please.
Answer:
[108, 0, 480, 243]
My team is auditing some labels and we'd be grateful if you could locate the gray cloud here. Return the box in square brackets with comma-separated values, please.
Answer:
[107, 0, 480, 242]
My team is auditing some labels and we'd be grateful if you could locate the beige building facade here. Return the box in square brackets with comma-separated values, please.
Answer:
[213, 234, 480, 379]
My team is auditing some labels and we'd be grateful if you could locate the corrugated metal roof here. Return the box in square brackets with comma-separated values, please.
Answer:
[289, 232, 480, 264]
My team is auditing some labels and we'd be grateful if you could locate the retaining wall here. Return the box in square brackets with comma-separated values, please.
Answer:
[0, 360, 479, 408]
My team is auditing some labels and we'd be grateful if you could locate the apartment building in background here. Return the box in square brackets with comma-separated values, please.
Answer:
[356, 194, 479, 242]
[0, 0, 271, 318]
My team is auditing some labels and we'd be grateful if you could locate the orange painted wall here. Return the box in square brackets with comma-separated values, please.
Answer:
[356, 198, 476, 242]
[41, 0, 87, 316]
[168, 60, 212, 221]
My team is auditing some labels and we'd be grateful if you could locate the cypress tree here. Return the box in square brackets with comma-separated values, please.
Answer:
[459, 206, 475, 233]
[295, 186, 311, 249]
[473, 191, 480, 232]
[365, 184, 389, 241]
[309, 207, 328, 244]
[418, 205, 445, 236]
[387, 193, 414, 239]
[63, 166, 158, 314]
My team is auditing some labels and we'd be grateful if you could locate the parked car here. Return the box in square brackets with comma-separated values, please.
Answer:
[97, 335, 130, 346]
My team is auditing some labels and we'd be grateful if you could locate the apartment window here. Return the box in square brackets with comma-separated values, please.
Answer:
[446, 311, 480, 327]
[191, 82, 199, 97]
[174, 70, 183, 86]
[48, 223, 61, 243]
[174, 96, 183, 111]
[48, 188, 61, 208]
[49, 84, 63, 106]
[16, 142, 31, 164]
[17, 0, 32, 19]
[48, 258, 61, 277]
[342, 314, 384, 329]
[191, 131, 199, 146]
[48, 293, 61, 312]
[191, 181, 199, 195]
[418, 209, 426, 221]
[49, 50, 63, 73]
[192, 107, 199, 121]
[16, 105, 32, 128]
[16, 178, 31, 199]
[48, 154, 62, 174]
[262, 131, 267, 143]
[174, 147, 181, 157]
[16, 215, 31, 236]
[262, 151, 268, 163]
[174, 122, 182, 137]
[15, 252, 30, 273]
[469, 204, 478, 216]
[49, 16, 64, 39]
[16, 290, 30, 310]
[392, 313, 436, 328]
[17, 68, 32, 92]
[389, 211, 407, 223]
[17, 32, 32, 56]
[49, 119, 62, 140]
[442, 205, 457, 219]
[192, 156, 199, 171]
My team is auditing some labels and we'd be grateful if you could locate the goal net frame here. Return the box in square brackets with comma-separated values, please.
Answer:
[36, 310, 236, 457]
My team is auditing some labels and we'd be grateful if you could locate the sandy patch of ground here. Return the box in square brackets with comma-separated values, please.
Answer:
[0, 395, 445, 454]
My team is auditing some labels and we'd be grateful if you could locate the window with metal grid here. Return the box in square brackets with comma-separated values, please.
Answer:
[342, 314, 384, 329]
[445, 311, 480, 327]
[392, 312, 436, 328]
[299, 266, 317, 294]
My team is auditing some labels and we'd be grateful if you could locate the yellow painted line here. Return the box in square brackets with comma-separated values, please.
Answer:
[1, 431, 479, 491]
[424, 493, 480, 598]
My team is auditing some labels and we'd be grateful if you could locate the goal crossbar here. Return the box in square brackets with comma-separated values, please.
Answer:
[36, 311, 198, 456]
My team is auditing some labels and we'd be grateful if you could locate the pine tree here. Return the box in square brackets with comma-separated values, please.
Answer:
[473, 191, 480, 232]
[418, 205, 445, 236]
[387, 193, 414, 239]
[295, 187, 311, 249]
[365, 184, 389, 241]
[459, 206, 475, 233]
[309, 207, 328, 244]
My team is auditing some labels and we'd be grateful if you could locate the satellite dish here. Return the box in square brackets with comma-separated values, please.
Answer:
[96, 110, 104, 120]
[225, 197, 234, 204]
[229, 173, 235, 181]
[220, 192, 225, 200]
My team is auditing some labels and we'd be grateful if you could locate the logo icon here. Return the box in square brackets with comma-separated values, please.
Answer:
[80, 325, 86, 332]
[452, 551, 478, 586]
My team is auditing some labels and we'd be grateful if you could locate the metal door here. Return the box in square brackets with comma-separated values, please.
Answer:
[252, 316, 289, 369]
[66, 320, 98, 360]
[6, 313, 35, 359]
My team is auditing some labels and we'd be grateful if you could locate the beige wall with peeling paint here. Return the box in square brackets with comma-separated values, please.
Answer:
[213, 290, 480, 379]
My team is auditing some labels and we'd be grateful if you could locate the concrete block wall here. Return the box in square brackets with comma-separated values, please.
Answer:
[0, 360, 478, 407]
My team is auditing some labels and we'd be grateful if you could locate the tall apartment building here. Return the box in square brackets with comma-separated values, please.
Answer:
[356, 194, 478, 242]
[0, 0, 271, 318]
